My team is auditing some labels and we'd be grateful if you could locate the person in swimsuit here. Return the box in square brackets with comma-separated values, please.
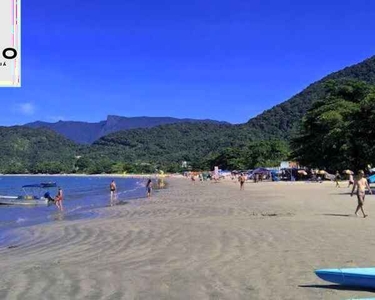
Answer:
[110, 180, 117, 197]
[239, 173, 246, 190]
[55, 187, 64, 211]
[146, 179, 153, 198]
[109, 180, 117, 205]
[351, 170, 372, 218]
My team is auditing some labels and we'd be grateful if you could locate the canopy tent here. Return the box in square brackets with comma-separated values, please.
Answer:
[248, 168, 271, 179]
[251, 168, 271, 175]
[250, 168, 271, 176]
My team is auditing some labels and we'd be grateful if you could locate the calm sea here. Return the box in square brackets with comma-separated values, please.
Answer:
[0, 176, 149, 235]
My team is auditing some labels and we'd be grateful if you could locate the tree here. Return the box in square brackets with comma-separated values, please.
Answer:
[207, 140, 289, 170]
[291, 80, 375, 171]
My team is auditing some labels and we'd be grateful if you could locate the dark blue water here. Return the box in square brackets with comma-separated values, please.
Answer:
[0, 176, 148, 234]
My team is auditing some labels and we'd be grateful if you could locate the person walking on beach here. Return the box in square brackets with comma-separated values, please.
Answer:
[146, 179, 153, 198]
[239, 173, 246, 190]
[348, 173, 354, 188]
[351, 170, 372, 218]
[335, 171, 341, 188]
[55, 187, 64, 211]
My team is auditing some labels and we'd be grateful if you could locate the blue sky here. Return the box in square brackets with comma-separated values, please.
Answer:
[1, 0, 375, 125]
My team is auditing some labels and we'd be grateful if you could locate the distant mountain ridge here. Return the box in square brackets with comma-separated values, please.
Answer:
[25, 115, 229, 144]
[3, 54, 375, 174]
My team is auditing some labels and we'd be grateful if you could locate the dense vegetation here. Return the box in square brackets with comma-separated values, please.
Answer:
[245, 55, 375, 139]
[291, 80, 375, 172]
[80, 123, 248, 173]
[0, 127, 77, 174]
[205, 140, 290, 170]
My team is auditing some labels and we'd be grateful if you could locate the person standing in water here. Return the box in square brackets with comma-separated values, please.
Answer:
[146, 179, 153, 198]
[109, 180, 117, 206]
[351, 170, 372, 218]
[55, 187, 64, 211]
[110, 180, 117, 197]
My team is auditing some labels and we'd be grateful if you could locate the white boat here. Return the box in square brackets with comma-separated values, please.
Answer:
[0, 182, 57, 206]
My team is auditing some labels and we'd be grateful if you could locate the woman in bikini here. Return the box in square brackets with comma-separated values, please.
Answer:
[55, 187, 64, 211]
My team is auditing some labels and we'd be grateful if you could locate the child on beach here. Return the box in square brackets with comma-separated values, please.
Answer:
[55, 187, 63, 211]
[351, 170, 372, 218]
[146, 179, 153, 198]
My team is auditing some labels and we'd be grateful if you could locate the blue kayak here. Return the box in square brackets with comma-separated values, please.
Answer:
[315, 268, 375, 288]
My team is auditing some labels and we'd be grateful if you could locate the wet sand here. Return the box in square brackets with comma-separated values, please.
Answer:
[1, 178, 375, 299]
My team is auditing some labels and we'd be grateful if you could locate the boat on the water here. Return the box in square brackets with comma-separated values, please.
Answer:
[315, 268, 375, 289]
[0, 182, 57, 206]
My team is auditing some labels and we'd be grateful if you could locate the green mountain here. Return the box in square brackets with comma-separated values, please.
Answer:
[0, 126, 78, 174]
[25, 115, 229, 144]
[245, 55, 375, 138]
[2, 55, 375, 173]
[88, 122, 241, 161]
[87, 55, 375, 168]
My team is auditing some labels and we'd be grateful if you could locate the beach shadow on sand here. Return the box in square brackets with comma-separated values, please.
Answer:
[322, 213, 352, 217]
[299, 284, 375, 293]
[332, 192, 353, 195]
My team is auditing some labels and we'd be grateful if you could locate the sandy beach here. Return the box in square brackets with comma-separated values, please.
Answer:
[1, 178, 375, 299]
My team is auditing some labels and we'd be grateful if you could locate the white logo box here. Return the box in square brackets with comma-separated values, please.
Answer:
[0, 0, 21, 87]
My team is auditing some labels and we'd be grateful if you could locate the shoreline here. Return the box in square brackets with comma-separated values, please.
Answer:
[0, 178, 168, 240]
[0, 173, 181, 178]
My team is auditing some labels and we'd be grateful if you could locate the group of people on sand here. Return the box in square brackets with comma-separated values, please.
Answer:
[334, 171, 354, 188]
[236, 169, 372, 218]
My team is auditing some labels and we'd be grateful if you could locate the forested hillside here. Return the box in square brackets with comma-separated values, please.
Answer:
[26, 115, 228, 144]
[0, 127, 78, 174]
[245, 55, 375, 138]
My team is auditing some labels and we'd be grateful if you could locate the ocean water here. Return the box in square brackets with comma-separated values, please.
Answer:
[0, 176, 149, 235]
